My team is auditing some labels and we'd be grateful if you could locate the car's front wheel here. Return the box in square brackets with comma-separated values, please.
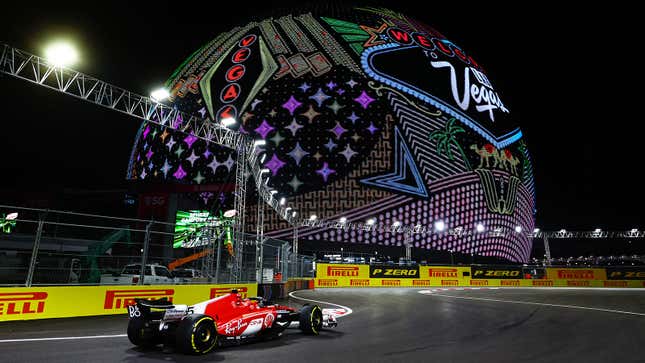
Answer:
[299, 304, 323, 335]
[175, 314, 218, 355]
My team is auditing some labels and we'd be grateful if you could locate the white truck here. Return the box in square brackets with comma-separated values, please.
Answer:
[100, 264, 175, 285]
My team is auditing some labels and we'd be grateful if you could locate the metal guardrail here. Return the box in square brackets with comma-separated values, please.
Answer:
[0, 205, 313, 287]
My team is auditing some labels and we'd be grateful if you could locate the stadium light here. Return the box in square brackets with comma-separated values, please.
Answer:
[279, 197, 286, 205]
[150, 88, 170, 102]
[254, 139, 266, 147]
[476, 223, 485, 233]
[269, 190, 278, 195]
[630, 228, 638, 233]
[260, 168, 270, 174]
[366, 218, 376, 225]
[533, 228, 540, 233]
[223, 209, 236, 218]
[292, 211, 297, 217]
[515, 225, 522, 233]
[434, 220, 445, 232]
[309, 215, 317, 221]
[594, 228, 602, 233]
[339, 217, 347, 223]
[392, 221, 401, 227]
[559, 229, 567, 233]
[44, 41, 78, 67]
[6, 212, 18, 220]
[221, 117, 236, 126]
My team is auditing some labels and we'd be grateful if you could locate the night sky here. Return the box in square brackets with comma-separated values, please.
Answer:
[1, 1, 642, 231]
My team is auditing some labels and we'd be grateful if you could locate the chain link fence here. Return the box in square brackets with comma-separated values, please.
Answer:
[0, 205, 313, 286]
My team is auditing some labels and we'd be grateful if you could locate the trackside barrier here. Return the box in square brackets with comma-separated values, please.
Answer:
[314, 264, 645, 288]
[258, 278, 314, 300]
[0, 284, 257, 322]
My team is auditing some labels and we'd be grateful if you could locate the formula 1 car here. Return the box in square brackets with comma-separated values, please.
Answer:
[126, 289, 338, 354]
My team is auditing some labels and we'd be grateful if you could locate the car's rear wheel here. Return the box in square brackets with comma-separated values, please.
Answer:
[175, 314, 218, 355]
[127, 318, 158, 348]
[299, 304, 323, 335]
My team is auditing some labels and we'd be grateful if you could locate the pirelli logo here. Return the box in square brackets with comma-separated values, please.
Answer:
[557, 270, 595, 279]
[318, 279, 338, 287]
[603, 281, 628, 288]
[413, 280, 431, 286]
[0, 292, 47, 315]
[470, 280, 489, 286]
[500, 280, 520, 287]
[210, 287, 248, 299]
[532, 280, 554, 287]
[441, 280, 459, 286]
[429, 268, 458, 278]
[566, 280, 590, 287]
[103, 289, 174, 310]
[382, 280, 401, 286]
[350, 279, 370, 287]
[327, 266, 360, 277]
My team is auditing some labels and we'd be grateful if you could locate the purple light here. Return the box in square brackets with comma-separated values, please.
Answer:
[265, 154, 286, 176]
[173, 165, 187, 179]
[282, 96, 302, 115]
[254, 119, 275, 139]
[354, 90, 375, 109]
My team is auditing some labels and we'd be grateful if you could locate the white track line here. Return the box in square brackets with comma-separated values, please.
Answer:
[288, 291, 353, 318]
[0, 334, 127, 343]
[429, 294, 645, 317]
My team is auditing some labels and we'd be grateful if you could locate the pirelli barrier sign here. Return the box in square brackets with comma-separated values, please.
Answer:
[315, 264, 645, 289]
[0, 283, 257, 322]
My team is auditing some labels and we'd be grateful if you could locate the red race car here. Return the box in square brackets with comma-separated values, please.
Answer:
[127, 289, 338, 354]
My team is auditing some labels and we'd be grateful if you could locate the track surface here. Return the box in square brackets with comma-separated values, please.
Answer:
[1, 288, 644, 362]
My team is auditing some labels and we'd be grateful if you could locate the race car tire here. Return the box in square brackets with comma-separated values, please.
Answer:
[175, 314, 218, 355]
[299, 304, 323, 335]
[127, 318, 157, 348]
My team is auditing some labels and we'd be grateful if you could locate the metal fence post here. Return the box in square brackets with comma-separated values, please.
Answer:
[139, 221, 153, 285]
[25, 216, 45, 287]
[215, 235, 222, 283]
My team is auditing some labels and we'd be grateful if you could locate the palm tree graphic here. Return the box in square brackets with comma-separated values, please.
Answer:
[428, 118, 472, 170]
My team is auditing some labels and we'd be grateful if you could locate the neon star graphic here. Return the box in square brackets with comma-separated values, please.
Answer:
[346, 79, 358, 88]
[203, 148, 212, 159]
[166, 136, 176, 151]
[347, 112, 360, 124]
[324, 138, 337, 151]
[327, 100, 344, 115]
[254, 119, 275, 139]
[340, 144, 358, 162]
[224, 154, 235, 171]
[299, 82, 311, 93]
[367, 122, 380, 134]
[287, 142, 309, 165]
[329, 121, 347, 139]
[208, 157, 223, 173]
[174, 145, 184, 157]
[300, 105, 321, 123]
[282, 96, 302, 115]
[288, 175, 303, 192]
[160, 129, 169, 142]
[193, 171, 205, 184]
[354, 91, 375, 109]
[270, 131, 285, 146]
[309, 88, 331, 107]
[285, 118, 304, 136]
[316, 162, 336, 182]
[173, 165, 187, 179]
[161, 159, 172, 178]
[265, 154, 286, 176]
[184, 134, 198, 149]
[186, 151, 199, 166]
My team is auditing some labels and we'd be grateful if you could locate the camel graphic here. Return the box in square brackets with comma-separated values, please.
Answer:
[470, 144, 520, 175]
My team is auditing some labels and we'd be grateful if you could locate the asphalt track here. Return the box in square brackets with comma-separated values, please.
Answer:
[1, 288, 644, 362]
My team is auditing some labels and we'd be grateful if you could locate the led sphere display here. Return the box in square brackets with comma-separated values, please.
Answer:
[128, 7, 536, 262]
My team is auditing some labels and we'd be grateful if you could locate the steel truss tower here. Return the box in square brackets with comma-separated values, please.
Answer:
[0, 43, 296, 281]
